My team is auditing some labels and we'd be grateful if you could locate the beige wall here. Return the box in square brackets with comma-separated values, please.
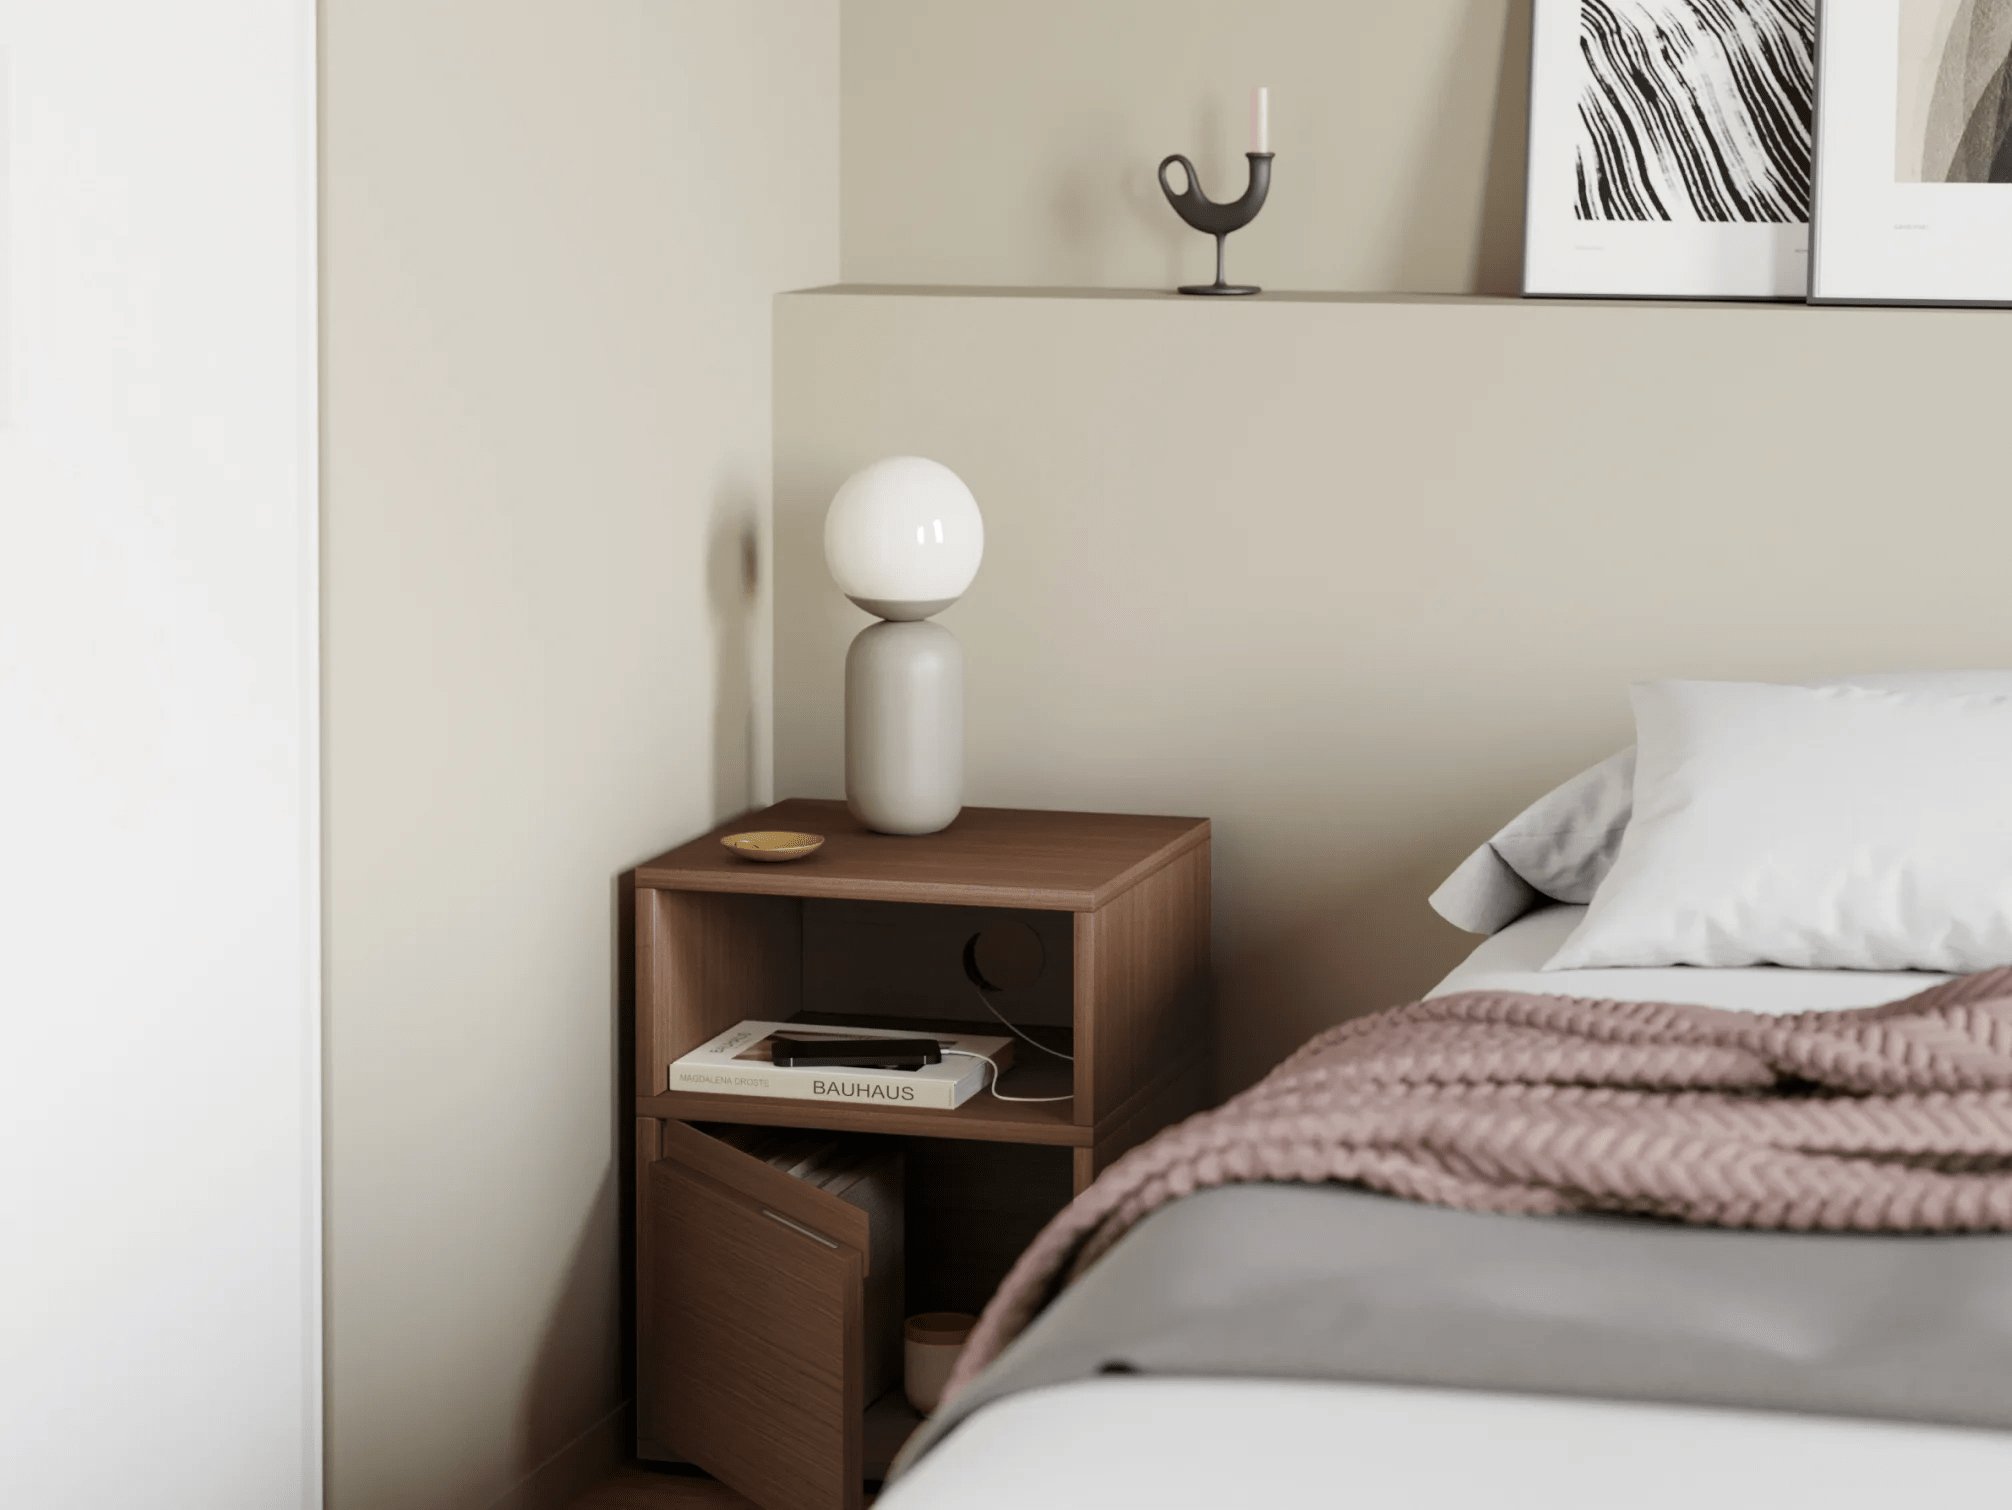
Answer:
[774, 289, 2012, 1093]
[842, 0, 1531, 294]
[321, 4, 837, 1507]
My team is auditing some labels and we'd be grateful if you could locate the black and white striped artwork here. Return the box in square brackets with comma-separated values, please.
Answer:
[1574, 0, 1815, 223]
[1897, 0, 2012, 183]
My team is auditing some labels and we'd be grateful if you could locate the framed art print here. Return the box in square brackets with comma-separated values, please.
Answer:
[1525, 1, 1816, 299]
[1811, 0, 2012, 304]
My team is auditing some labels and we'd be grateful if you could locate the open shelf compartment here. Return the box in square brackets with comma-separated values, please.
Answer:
[638, 888, 1086, 1139]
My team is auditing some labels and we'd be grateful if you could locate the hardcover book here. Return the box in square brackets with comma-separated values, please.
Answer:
[668, 1021, 1015, 1110]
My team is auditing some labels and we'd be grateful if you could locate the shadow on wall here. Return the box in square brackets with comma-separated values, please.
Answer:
[1040, 97, 1229, 289]
[511, 1162, 623, 1505]
[500, 492, 765, 1504]
[1213, 847, 1480, 1096]
[1477, 0, 1533, 294]
[1397, 0, 1532, 294]
[711, 491, 763, 818]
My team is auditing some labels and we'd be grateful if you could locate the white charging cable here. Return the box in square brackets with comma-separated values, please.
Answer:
[969, 982, 1074, 1062]
[940, 1047, 1073, 1104]
[949, 976, 1074, 1102]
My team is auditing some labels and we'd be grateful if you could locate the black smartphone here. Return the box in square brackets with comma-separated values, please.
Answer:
[769, 1036, 944, 1069]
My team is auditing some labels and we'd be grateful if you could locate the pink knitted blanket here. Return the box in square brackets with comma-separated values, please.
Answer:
[947, 970, 2012, 1397]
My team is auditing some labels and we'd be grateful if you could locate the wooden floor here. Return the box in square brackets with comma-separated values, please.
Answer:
[564, 1467, 758, 1510]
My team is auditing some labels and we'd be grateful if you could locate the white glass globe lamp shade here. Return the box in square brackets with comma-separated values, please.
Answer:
[824, 456, 984, 622]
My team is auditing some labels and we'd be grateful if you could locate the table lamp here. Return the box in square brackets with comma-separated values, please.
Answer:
[824, 457, 984, 835]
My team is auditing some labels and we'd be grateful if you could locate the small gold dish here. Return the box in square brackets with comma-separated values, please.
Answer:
[721, 830, 826, 863]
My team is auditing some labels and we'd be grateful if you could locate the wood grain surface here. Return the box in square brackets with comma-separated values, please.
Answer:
[1077, 837, 1211, 1126]
[657, 1121, 875, 1257]
[645, 1159, 865, 1510]
[636, 800, 1207, 911]
[635, 1118, 669, 1463]
[637, 1076, 1082, 1145]
[638, 889, 802, 1095]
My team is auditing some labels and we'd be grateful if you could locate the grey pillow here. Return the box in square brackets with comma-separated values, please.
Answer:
[1428, 749, 1633, 934]
[1430, 671, 2012, 935]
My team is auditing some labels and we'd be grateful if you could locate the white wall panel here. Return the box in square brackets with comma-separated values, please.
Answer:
[0, 5, 319, 1507]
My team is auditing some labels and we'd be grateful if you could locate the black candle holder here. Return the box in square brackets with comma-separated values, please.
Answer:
[1157, 152, 1273, 295]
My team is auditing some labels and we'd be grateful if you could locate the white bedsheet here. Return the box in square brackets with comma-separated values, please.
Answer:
[880, 1377, 2012, 1509]
[887, 922, 1993, 1507]
[1429, 903, 1948, 1012]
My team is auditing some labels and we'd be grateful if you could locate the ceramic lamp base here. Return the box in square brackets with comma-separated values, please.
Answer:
[845, 619, 964, 836]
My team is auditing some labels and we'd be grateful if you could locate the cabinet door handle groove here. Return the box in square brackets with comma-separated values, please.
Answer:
[762, 1209, 839, 1249]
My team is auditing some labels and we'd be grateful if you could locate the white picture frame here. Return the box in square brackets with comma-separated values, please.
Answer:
[1811, 0, 2012, 306]
[1524, 0, 1815, 300]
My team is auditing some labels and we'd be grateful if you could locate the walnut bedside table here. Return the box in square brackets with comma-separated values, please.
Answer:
[631, 799, 1211, 1510]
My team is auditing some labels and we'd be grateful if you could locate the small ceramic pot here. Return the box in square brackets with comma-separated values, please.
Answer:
[903, 1312, 977, 1416]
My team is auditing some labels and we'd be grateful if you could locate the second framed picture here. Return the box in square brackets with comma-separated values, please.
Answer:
[1525, 0, 1817, 299]
[1811, 0, 2012, 306]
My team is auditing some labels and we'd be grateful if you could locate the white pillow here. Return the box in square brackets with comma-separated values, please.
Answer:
[1545, 680, 2012, 973]
[1430, 670, 2012, 936]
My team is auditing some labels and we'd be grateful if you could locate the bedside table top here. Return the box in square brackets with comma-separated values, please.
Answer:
[635, 798, 1209, 911]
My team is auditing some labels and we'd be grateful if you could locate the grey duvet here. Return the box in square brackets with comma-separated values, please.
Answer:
[896, 1181, 2012, 1474]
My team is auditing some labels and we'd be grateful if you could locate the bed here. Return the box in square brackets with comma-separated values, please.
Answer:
[880, 674, 2012, 1507]
[881, 907, 2011, 1507]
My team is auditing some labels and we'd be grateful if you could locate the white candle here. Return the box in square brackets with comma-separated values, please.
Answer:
[1251, 86, 1269, 153]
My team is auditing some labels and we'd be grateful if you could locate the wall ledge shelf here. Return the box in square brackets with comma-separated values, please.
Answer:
[790, 282, 2002, 318]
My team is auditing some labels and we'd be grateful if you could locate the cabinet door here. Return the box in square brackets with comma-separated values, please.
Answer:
[643, 1125, 865, 1510]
